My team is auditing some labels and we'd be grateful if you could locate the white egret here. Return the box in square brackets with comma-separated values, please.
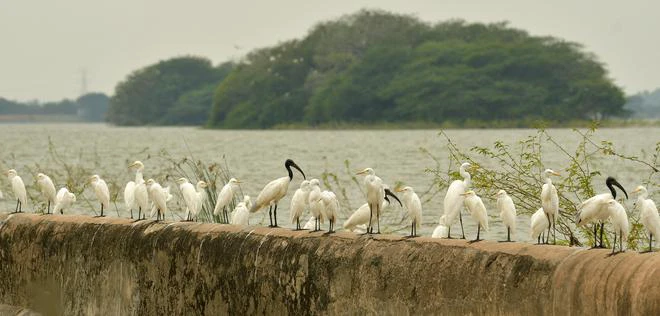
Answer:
[250, 159, 306, 227]
[37, 173, 57, 214]
[53, 187, 76, 215]
[195, 180, 208, 220]
[344, 191, 401, 233]
[431, 215, 449, 238]
[356, 167, 387, 234]
[530, 208, 549, 244]
[461, 190, 489, 242]
[129, 161, 149, 220]
[177, 178, 198, 221]
[6, 169, 27, 213]
[541, 169, 561, 244]
[396, 186, 422, 238]
[290, 180, 311, 230]
[124, 181, 136, 218]
[495, 189, 517, 242]
[576, 177, 628, 248]
[89, 175, 110, 217]
[213, 178, 241, 224]
[231, 195, 251, 225]
[606, 199, 629, 254]
[443, 162, 472, 239]
[321, 190, 339, 233]
[146, 179, 167, 221]
[632, 186, 659, 252]
[308, 179, 325, 231]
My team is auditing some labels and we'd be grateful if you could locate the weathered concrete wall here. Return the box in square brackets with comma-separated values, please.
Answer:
[0, 213, 658, 315]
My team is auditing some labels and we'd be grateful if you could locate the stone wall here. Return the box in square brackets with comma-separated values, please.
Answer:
[0, 213, 658, 315]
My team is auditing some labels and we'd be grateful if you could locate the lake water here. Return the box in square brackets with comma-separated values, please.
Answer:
[1, 124, 658, 242]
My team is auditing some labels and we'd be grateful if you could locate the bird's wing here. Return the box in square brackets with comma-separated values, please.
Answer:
[443, 180, 465, 222]
[577, 193, 609, 224]
[252, 177, 287, 213]
[12, 177, 27, 203]
[214, 185, 233, 214]
[124, 181, 136, 209]
[343, 204, 369, 231]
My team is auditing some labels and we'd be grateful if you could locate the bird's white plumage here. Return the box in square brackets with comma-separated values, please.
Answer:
[463, 190, 489, 231]
[177, 178, 198, 220]
[89, 175, 110, 211]
[357, 168, 385, 232]
[541, 169, 560, 224]
[308, 179, 325, 224]
[607, 199, 629, 250]
[496, 190, 517, 233]
[195, 181, 208, 218]
[37, 173, 57, 210]
[146, 179, 167, 219]
[7, 169, 27, 207]
[124, 181, 136, 213]
[214, 178, 240, 215]
[251, 176, 290, 213]
[431, 215, 449, 238]
[290, 180, 311, 224]
[576, 193, 614, 226]
[398, 186, 422, 230]
[530, 207, 549, 240]
[130, 161, 149, 215]
[633, 186, 660, 239]
[321, 190, 339, 225]
[443, 162, 471, 230]
[231, 195, 251, 225]
[53, 187, 76, 214]
[344, 199, 392, 232]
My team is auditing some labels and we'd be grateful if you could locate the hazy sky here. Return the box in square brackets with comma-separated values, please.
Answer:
[1, 0, 658, 101]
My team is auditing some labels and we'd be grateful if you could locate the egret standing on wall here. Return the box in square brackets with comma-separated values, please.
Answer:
[37, 173, 57, 214]
[356, 168, 386, 234]
[6, 169, 27, 213]
[496, 189, 516, 242]
[308, 179, 325, 231]
[129, 161, 149, 220]
[632, 186, 659, 252]
[146, 179, 167, 221]
[250, 159, 306, 227]
[53, 187, 76, 214]
[576, 177, 628, 248]
[321, 190, 339, 233]
[606, 199, 629, 254]
[343, 189, 401, 233]
[530, 208, 549, 245]
[231, 195, 251, 225]
[541, 169, 561, 244]
[213, 178, 241, 224]
[290, 180, 311, 230]
[443, 162, 473, 239]
[195, 180, 208, 220]
[397, 186, 422, 238]
[89, 175, 110, 217]
[177, 178, 198, 221]
[461, 190, 489, 243]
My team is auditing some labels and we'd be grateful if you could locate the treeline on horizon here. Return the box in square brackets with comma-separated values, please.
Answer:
[0, 93, 109, 122]
[6, 10, 656, 127]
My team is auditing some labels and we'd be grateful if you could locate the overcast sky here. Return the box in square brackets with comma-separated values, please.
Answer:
[1, 0, 658, 101]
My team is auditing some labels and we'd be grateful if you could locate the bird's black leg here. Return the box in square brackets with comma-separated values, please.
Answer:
[367, 204, 373, 234]
[100, 203, 105, 217]
[47, 201, 51, 214]
[599, 222, 605, 248]
[553, 219, 557, 245]
[446, 226, 452, 239]
[545, 213, 551, 244]
[273, 204, 279, 227]
[130, 208, 133, 219]
[649, 233, 654, 253]
[611, 232, 617, 254]
[268, 205, 273, 227]
[459, 212, 466, 239]
[470, 225, 481, 243]
[507, 227, 511, 242]
[591, 224, 598, 248]
[376, 203, 381, 234]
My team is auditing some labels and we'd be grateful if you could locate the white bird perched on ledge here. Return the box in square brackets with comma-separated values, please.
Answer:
[214, 178, 241, 224]
[530, 208, 549, 244]
[308, 179, 325, 232]
[321, 190, 339, 233]
[53, 187, 76, 215]
[576, 176, 628, 248]
[6, 169, 27, 213]
[195, 180, 208, 220]
[129, 161, 149, 220]
[251, 159, 306, 228]
[37, 173, 57, 214]
[461, 190, 489, 242]
[89, 175, 110, 217]
[443, 162, 473, 239]
[177, 178, 198, 221]
[356, 167, 385, 234]
[344, 189, 401, 233]
[146, 179, 167, 221]
[495, 189, 516, 242]
[231, 195, 251, 225]
[396, 186, 422, 238]
[606, 199, 629, 254]
[541, 169, 560, 244]
[632, 185, 660, 252]
[290, 180, 311, 230]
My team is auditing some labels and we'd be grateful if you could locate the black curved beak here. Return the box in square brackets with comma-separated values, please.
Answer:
[612, 179, 628, 200]
[384, 188, 402, 207]
[292, 162, 306, 180]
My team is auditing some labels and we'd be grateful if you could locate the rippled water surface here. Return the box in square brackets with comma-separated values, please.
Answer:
[1, 124, 658, 241]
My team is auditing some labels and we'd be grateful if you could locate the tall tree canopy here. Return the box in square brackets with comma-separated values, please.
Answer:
[209, 10, 625, 128]
[107, 56, 233, 125]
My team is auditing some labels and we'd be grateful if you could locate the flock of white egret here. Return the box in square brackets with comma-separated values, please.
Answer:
[3, 159, 659, 253]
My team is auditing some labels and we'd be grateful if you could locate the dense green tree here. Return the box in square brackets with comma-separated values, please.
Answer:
[107, 57, 232, 125]
[209, 10, 626, 128]
[76, 93, 109, 121]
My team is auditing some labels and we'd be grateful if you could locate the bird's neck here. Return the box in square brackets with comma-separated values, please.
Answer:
[286, 166, 293, 181]
[607, 183, 617, 199]
[460, 168, 471, 188]
[545, 177, 552, 185]
[135, 170, 144, 182]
